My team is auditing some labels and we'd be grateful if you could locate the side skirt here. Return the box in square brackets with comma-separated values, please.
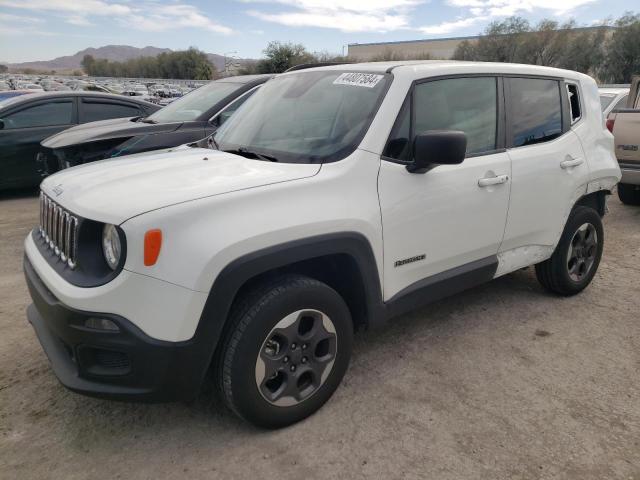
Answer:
[383, 256, 498, 320]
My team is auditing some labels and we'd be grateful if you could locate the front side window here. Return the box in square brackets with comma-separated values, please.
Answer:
[214, 71, 390, 163]
[383, 76, 498, 161]
[3, 101, 73, 129]
[147, 81, 242, 123]
[507, 78, 562, 147]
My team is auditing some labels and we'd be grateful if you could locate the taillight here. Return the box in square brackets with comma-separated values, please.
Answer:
[606, 116, 615, 133]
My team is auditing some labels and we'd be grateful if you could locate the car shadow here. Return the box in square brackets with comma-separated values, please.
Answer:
[0, 187, 39, 201]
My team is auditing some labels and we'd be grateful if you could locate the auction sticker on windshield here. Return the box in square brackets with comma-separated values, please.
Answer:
[333, 73, 384, 88]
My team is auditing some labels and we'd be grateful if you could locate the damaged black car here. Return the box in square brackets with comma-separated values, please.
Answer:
[38, 74, 273, 175]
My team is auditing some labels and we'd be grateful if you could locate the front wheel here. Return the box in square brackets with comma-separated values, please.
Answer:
[218, 275, 353, 428]
[535, 206, 604, 296]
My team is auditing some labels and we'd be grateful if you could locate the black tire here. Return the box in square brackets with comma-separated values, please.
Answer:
[218, 274, 353, 428]
[617, 183, 640, 206]
[535, 206, 604, 296]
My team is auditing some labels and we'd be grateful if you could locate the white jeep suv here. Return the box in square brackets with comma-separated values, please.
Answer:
[24, 62, 620, 428]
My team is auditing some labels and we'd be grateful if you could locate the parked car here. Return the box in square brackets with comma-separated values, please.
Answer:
[0, 90, 36, 101]
[599, 86, 629, 117]
[17, 83, 45, 92]
[0, 92, 159, 190]
[24, 62, 619, 428]
[609, 76, 640, 205]
[39, 74, 273, 172]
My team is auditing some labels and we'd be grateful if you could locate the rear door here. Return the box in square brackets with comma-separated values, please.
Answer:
[0, 97, 76, 189]
[500, 77, 590, 255]
[79, 97, 144, 123]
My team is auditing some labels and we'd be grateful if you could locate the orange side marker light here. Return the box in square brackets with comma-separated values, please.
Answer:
[144, 229, 162, 266]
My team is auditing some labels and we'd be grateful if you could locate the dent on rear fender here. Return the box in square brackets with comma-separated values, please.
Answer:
[587, 177, 620, 194]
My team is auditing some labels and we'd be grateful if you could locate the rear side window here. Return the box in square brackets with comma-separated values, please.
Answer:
[3, 100, 73, 129]
[383, 76, 498, 161]
[507, 78, 562, 147]
[81, 100, 141, 123]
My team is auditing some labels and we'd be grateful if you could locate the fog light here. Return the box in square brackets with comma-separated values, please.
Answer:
[84, 317, 119, 332]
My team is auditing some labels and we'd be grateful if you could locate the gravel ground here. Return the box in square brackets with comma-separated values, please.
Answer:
[1, 190, 639, 480]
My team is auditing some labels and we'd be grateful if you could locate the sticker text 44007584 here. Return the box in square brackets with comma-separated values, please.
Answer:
[333, 73, 384, 88]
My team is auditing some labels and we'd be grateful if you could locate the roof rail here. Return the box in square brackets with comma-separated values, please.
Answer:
[284, 62, 348, 72]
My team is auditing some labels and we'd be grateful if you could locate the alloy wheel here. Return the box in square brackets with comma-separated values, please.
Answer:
[566, 223, 598, 282]
[255, 309, 337, 407]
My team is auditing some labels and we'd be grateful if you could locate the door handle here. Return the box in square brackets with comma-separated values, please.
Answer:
[560, 158, 584, 169]
[478, 174, 509, 187]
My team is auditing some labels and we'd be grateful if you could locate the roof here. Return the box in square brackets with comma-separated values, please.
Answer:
[598, 87, 629, 95]
[284, 60, 589, 80]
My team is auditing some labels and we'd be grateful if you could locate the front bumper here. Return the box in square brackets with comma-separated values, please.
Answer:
[24, 256, 210, 402]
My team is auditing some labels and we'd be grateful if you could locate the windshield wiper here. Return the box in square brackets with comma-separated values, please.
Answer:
[224, 147, 279, 162]
[188, 134, 219, 150]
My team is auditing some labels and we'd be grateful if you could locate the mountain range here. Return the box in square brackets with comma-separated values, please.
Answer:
[7, 45, 252, 72]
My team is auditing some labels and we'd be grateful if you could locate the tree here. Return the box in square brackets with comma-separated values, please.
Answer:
[452, 40, 477, 60]
[559, 25, 607, 76]
[475, 17, 531, 62]
[0, 64, 8, 73]
[255, 41, 315, 73]
[79, 48, 216, 79]
[81, 54, 95, 74]
[602, 13, 640, 83]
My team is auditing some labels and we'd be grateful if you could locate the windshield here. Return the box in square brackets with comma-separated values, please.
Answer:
[214, 71, 390, 163]
[599, 94, 616, 111]
[147, 81, 242, 123]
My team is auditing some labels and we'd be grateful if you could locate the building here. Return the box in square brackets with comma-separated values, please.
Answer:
[347, 26, 615, 61]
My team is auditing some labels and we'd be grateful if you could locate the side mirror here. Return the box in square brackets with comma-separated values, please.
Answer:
[0, 119, 4, 130]
[407, 130, 467, 174]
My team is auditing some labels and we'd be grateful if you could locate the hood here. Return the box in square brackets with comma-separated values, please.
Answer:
[40, 148, 321, 224]
[41, 116, 183, 149]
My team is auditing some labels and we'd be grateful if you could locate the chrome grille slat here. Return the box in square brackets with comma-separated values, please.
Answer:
[47, 198, 54, 247]
[38, 192, 79, 269]
[53, 205, 59, 255]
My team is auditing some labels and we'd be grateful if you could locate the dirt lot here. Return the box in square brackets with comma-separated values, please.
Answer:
[1, 190, 639, 480]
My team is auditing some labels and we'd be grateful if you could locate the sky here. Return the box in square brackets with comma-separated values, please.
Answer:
[0, 0, 634, 63]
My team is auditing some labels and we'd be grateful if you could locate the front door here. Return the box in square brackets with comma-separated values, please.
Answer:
[378, 76, 511, 300]
[0, 98, 76, 189]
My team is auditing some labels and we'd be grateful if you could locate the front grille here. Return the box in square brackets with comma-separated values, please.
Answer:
[39, 192, 79, 269]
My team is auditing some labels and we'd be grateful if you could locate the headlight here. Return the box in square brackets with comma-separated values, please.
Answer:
[102, 224, 122, 270]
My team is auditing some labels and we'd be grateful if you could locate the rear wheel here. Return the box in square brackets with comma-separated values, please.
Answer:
[617, 183, 640, 206]
[535, 206, 603, 296]
[218, 275, 353, 428]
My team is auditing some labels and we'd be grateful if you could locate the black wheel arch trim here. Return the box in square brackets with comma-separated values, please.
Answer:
[198, 232, 384, 338]
[196, 233, 498, 380]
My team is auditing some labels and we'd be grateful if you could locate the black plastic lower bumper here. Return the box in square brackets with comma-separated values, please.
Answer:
[24, 256, 209, 402]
